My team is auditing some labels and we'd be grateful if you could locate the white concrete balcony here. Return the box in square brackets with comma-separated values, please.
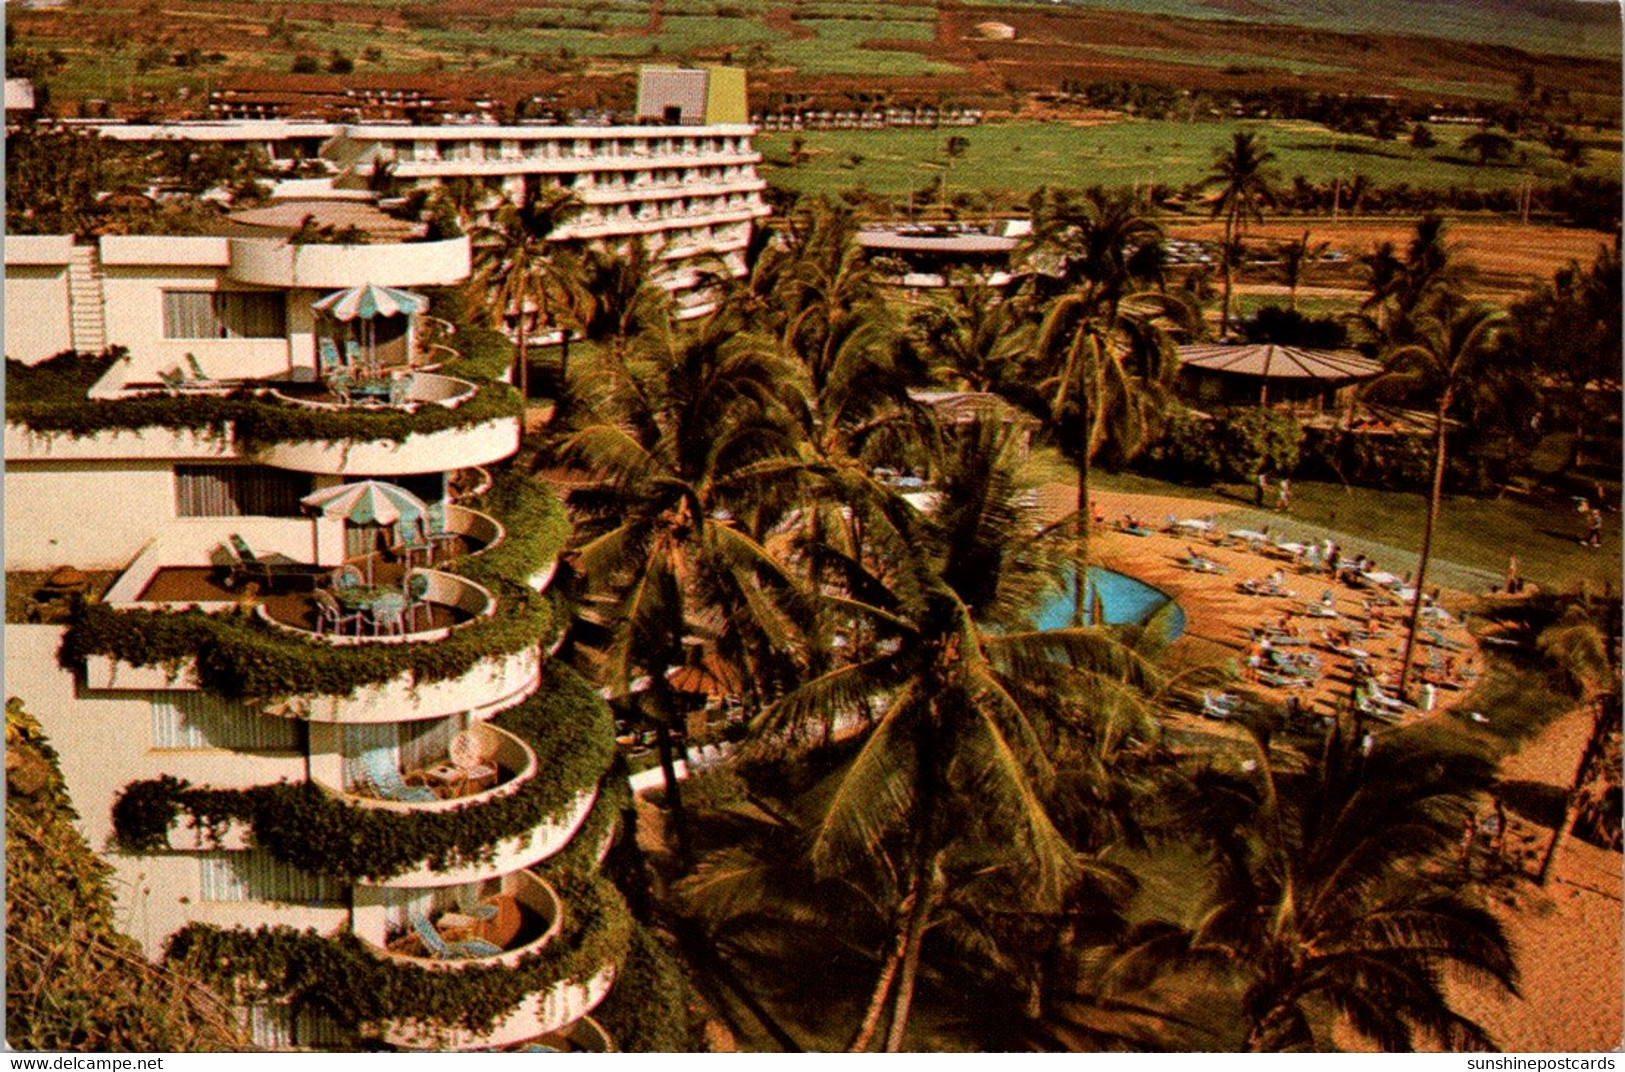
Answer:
[557, 202, 769, 241]
[254, 569, 495, 646]
[386, 149, 761, 180]
[225, 237, 471, 289]
[369, 870, 564, 971]
[316, 724, 537, 812]
[364, 785, 598, 888]
[575, 176, 767, 205]
[383, 960, 616, 1051]
[254, 414, 519, 475]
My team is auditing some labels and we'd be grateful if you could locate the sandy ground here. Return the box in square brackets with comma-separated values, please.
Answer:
[1166, 218, 1613, 302]
[1052, 482, 1624, 1053]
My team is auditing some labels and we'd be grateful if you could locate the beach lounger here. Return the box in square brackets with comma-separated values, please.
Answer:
[1257, 670, 1313, 689]
[1423, 628, 1469, 652]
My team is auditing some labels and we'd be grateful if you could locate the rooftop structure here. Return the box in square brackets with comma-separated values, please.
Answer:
[1176, 342, 1382, 411]
[4, 220, 634, 1049]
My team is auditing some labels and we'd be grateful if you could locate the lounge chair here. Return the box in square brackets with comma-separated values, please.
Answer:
[1181, 547, 1228, 574]
[223, 534, 273, 591]
[1423, 628, 1469, 652]
[410, 915, 502, 960]
[1200, 691, 1239, 719]
[1257, 669, 1313, 689]
[361, 749, 438, 804]
[388, 373, 415, 407]
[184, 353, 210, 382]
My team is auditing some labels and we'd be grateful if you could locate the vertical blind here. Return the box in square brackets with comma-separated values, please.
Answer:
[162, 290, 286, 339]
[246, 1005, 350, 1049]
[341, 714, 465, 791]
[197, 851, 343, 905]
[151, 692, 299, 751]
[175, 465, 311, 518]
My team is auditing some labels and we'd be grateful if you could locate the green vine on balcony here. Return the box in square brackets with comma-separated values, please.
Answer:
[111, 662, 615, 883]
[164, 869, 632, 1037]
[59, 470, 567, 702]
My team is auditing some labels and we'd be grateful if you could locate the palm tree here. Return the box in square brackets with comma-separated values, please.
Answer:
[753, 422, 1165, 1050]
[1534, 604, 1619, 884]
[1023, 186, 1167, 303]
[467, 188, 583, 407]
[1358, 215, 1464, 346]
[905, 276, 1031, 394]
[1275, 230, 1327, 311]
[1173, 720, 1518, 1051]
[1372, 299, 1507, 696]
[556, 308, 804, 866]
[1203, 132, 1276, 338]
[1022, 287, 1191, 566]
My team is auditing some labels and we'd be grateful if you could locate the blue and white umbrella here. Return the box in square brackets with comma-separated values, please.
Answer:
[302, 480, 429, 582]
[302, 479, 428, 526]
[310, 284, 427, 322]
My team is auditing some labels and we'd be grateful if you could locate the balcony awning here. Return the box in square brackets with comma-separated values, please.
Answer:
[311, 283, 427, 322]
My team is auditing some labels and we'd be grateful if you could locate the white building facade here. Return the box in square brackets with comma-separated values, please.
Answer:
[5, 231, 629, 1051]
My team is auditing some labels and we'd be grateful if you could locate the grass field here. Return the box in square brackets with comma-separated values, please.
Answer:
[1091, 470, 1621, 595]
[758, 119, 1622, 199]
[973, 0, 1623, 61]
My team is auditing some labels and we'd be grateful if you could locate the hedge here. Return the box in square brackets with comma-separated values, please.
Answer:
[111, 662, 616, 883]
[592, 924, 711, 1053]
[164, 868, 632, 1037]
[59, 470, 566, 701]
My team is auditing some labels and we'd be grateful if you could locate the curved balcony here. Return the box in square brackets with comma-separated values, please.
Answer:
[266, 372, 479, 414]
[369, 785, 598, 888]
[318, 724, 537, 812]
[298, 644, 543, 726]
[225, 236, 471, 289]
[254, 414, 520, 476]
[254, 569, 495, 646]
[509, 1015, 615, 1053]
[372, 870, 564, 971]
[383, 960, 616, 1051]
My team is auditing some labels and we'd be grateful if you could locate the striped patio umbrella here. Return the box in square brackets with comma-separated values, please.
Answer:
[302, 480, 429, 582]
[310, 284, 427, 322]
[310, 285, 428, 379]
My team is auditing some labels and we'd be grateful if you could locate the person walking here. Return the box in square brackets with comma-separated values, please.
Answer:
[1584, 507, 1603, 548]
[1277, 477, 1291, 513]
[1255, 470, 1269, 507]
[1505, 555, 1520, 593]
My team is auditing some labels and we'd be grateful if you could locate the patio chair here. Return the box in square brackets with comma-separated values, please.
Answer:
[447, 725, 499, 794]
[314, 588, 365, 637]
[410, 915, 502, 960]
[224, 534, 274, 591]
[388, 373, 415, 407]
[402, 569, 433, 629]
[325, 367, 353, 405]
[369, 591, 408, 637]
[361, 749, 438, 804]
[456, 890, 499, 922]
[331, 564, 365, 598]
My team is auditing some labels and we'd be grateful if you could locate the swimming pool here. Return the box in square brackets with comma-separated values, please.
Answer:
[1034, 566, 1186, 640]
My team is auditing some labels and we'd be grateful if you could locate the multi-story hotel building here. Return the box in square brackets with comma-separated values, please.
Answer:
[4, 226, 634, 1049]
[80, 67, 771, 318]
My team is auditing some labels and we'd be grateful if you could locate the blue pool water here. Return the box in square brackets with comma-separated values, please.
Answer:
[1035, 567, 1186, 640]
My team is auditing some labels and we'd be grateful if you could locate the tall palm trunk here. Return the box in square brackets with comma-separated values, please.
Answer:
[848, 902, 910, 1052]
[1397, 392, 1452, 697]
[1074, 387, 1093, 627]
[1538, 692, 1616, 884]
[1219, 206, 1238, 338]
[514, 309, 530, 434]
[884, 849, 941, 1052]
[649, 673, 695, 869]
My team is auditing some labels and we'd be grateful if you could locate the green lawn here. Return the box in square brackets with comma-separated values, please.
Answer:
[759, 119, 1621, 200]
[1091, 470, 1620, 594]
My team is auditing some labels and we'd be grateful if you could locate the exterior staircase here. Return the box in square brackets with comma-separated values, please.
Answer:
[67, 243, 108, 354]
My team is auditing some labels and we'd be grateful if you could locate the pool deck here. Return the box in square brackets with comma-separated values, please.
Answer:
[1035, 485, 1482, 734]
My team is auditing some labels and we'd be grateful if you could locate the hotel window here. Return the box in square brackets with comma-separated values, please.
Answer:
[162, 291, 286, 339]
[198, 851, 344, 905]
[246, 1005, 349, 1049]
[175, 464, 313, 517]
[152, 692, 300, 751]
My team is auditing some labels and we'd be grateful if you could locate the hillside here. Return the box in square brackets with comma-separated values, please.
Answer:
[5, 698, 250, 1052]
